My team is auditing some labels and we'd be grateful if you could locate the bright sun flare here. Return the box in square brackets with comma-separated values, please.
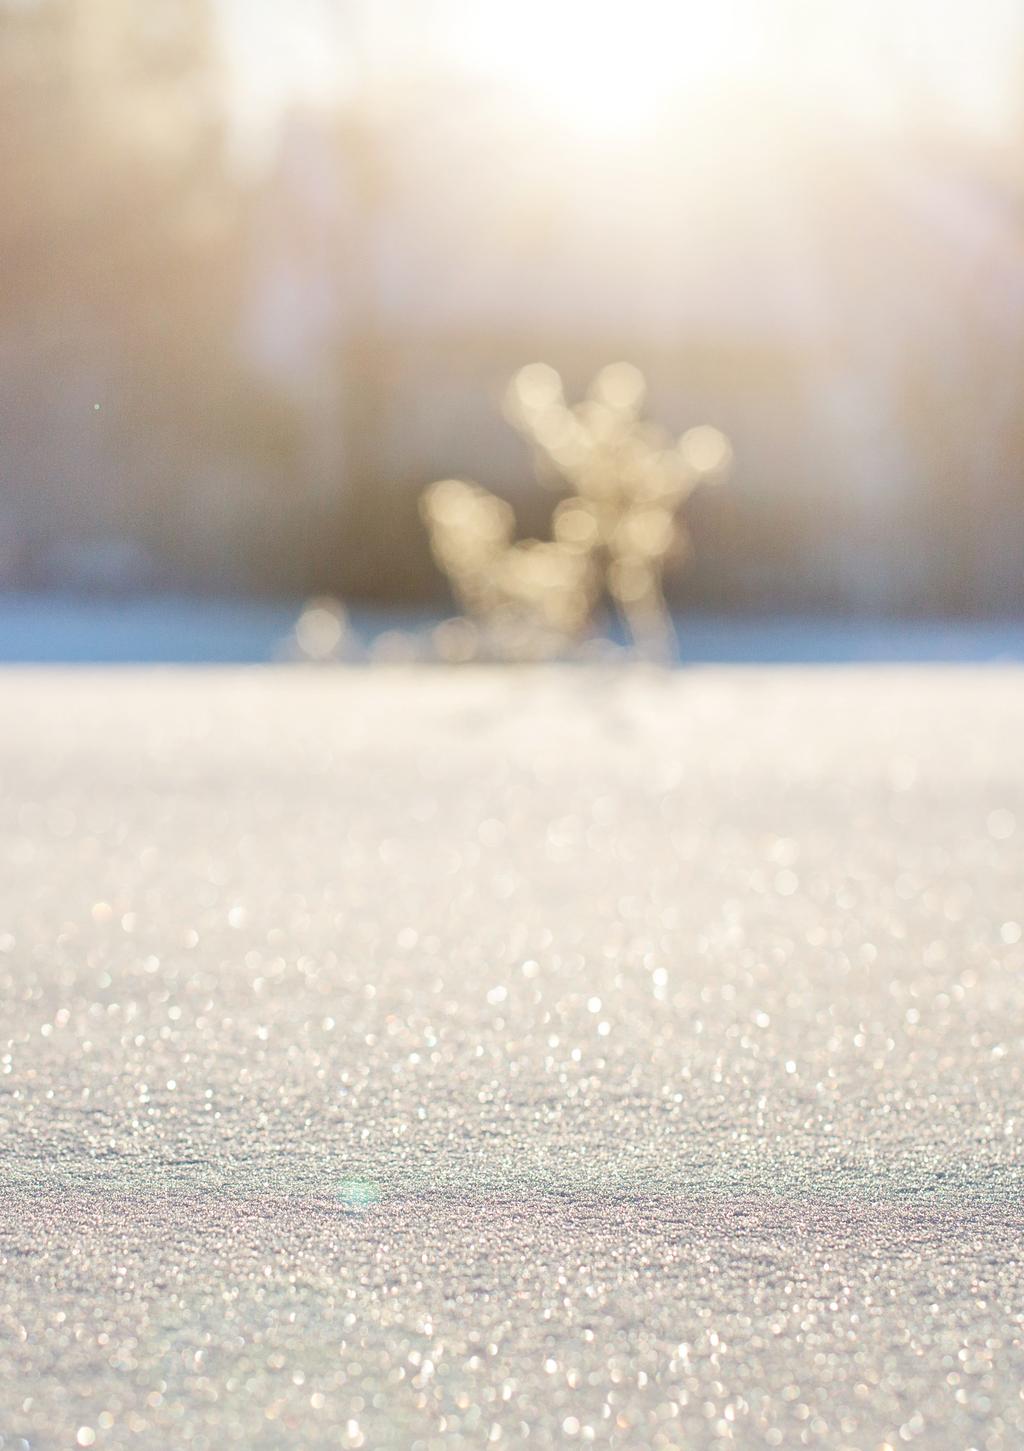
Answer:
[458, 0, 753, 139]
[224, 0, 1020, 154]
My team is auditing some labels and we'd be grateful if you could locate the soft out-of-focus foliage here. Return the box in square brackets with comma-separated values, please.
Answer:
[422, 365, 730, 659]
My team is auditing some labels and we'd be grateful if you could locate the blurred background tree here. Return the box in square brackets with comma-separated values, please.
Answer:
[0, 0, 295, 590]
[1, 0, 1023, 617]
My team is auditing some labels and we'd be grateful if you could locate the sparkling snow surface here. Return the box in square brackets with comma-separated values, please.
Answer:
[2, 667, 1023, 1450]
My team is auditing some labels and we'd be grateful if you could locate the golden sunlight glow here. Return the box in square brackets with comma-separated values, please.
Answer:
[458, 0, 752, 140]
[456, 0, 1022, 144]
[222, 0, 1022, 153]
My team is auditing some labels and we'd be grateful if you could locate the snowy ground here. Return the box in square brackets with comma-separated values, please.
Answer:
[1, 666, 1023, 1449]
